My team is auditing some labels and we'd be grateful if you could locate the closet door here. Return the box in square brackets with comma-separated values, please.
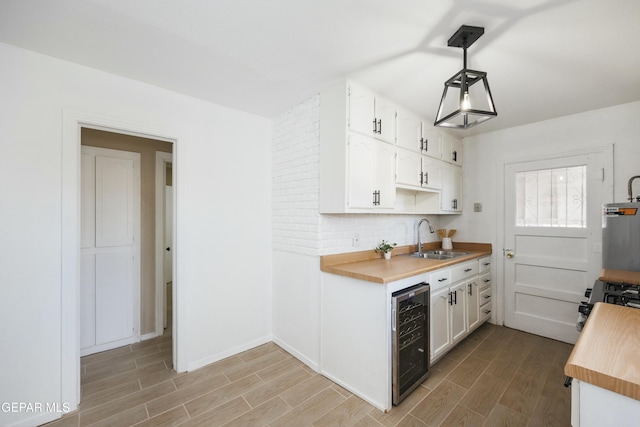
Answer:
[81, 146, 140, 356]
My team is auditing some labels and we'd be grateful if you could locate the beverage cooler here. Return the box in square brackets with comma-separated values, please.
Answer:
[391, 283, 430, 405]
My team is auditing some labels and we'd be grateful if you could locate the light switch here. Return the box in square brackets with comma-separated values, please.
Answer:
[474, 202, 482, 212]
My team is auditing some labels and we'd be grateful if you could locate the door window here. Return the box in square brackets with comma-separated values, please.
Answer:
[515, 165, 586, 228]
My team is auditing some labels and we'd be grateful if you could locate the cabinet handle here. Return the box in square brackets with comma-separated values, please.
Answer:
[483, 262, 490, 266]
[483, 279, 491, 283]
[484, 295, 491, 299]
[425, 138, 428, 152]
[452, 199, 458, 210]
[424, 172, 428, 185]
[419, 172, 424, 185]
[420, 137, 424, 151]
[468, 283, 472, 296]
[449, 291, 453, 306]
[483, 309, 491, 314]
[373, 190, 381, 206]
[454, 290, 458, 305]
[438, 277, 448, 282]
[464, 268, 472, 272]
[372, 118, 377, 134]
[452, 150, 457, 162]
[377, 119, 382, 134]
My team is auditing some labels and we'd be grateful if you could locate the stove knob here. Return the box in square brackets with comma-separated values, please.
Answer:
[584, 288, 592, 298]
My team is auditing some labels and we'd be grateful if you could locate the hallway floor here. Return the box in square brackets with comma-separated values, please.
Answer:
[44, 320, 572, 427]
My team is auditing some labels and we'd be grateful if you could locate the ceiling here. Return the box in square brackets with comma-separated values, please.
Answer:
[1, 0, 639, 136]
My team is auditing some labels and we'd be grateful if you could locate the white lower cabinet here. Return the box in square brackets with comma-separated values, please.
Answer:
[430, 278, 468, 361]
[467, 277, 481, 331]
[430, 257, 492, 362]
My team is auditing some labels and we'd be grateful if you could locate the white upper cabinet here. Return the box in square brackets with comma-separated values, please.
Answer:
[349, 83, 396, 144]
[396, 147, 441, 191]
[397, 108, 442, 159]
[319, 79, 462, 214]
[441, 132, 463, 165]
[440, 162, 463, 213]
[346, 133, 396, 209]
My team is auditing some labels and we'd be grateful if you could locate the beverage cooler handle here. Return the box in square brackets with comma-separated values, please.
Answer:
[392, 308, 396, 331]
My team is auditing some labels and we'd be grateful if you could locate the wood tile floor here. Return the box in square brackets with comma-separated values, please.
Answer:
[44, 323, 572, 427]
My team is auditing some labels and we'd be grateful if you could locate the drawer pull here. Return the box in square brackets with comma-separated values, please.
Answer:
[484, 295, 491, 299]
[483, 309, 491, 314]
[464, 268, 472, 272]
[483, 279, 491, 283]
[438, 278, 448, 282]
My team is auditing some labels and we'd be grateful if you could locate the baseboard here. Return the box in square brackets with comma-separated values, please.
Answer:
[320, 369, 388, 412]
[141, 331, 162, 341]
[271, 337, 319, 372]
[186, 335, 273, 372]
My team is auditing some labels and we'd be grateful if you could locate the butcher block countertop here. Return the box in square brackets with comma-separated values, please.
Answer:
[565, 302, 640, 401]
[599, 268, 640, 285]
[320, 242, 492, 284]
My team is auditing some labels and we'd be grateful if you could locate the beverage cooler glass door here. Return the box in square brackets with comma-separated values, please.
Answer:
[392, 283, 430, 405]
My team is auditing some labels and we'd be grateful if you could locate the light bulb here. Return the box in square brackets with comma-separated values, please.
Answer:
[461, 92, 471, 111]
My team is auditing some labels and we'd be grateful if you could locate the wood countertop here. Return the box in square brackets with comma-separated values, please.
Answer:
[320, 242, 492, 284]
[565, 302, 640, 401]
[599, 269, 640, 285]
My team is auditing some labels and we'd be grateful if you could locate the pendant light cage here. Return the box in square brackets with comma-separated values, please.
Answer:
[434, 25, 497, 129]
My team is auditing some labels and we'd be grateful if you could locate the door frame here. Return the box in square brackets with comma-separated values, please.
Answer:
[496, 145, 613, 328]
[62, 110, 179, 410]
[155, 152, 173, 337]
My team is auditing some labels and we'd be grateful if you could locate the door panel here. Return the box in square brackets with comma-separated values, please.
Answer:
[96, 156, 134, 247]
[96, 252, 134, 345]
[504, 151, 607, 344]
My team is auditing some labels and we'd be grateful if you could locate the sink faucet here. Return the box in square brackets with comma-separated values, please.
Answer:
[417, 218, 435, 256]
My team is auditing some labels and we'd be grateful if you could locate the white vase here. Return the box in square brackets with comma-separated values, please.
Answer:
[384, 252, 391, 260]
[442, 238, 453, 250]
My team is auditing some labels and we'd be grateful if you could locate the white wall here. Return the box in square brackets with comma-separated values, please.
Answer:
[442, 100, 640, 323]
[0, 42, 272, 427]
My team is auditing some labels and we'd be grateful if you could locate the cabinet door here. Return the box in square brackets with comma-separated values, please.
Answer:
[396, 108, 422, 152]
[441, 133, 462, 165]
[467, 278, 481, 331]
[421, 125, 443, 159]
[396, 147, 421, 188]
[421, 156, 442, 190]
[374, 96, 396, 144]
[375, 140, 396, 209]
[347, 133, 375, 209]
[440, 163, 462, 213]
[349, 84, 375, 137]
[430, 286, 452, 361]
[450, 282, 468, 344]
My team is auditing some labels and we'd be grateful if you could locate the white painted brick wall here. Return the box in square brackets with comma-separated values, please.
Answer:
[272, 94, 443, 256]
[272, 95, 321, 255]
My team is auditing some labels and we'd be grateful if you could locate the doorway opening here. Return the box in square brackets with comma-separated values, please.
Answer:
[61, 111, 178, 411]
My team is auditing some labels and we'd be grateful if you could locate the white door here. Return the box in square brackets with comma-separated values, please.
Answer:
[163, 184, 173, 329]
[430, 287, 451, 361]
[81, 146, 140, 356]
[347, 133, 375, 209]
[504, 150, 609, 344]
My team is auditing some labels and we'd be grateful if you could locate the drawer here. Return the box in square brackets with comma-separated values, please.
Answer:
[480, 286, 492, 304]
[429, 268, 451, 291]
[479, 271, 491, 290]
[451, 261, 478, 283]
[479, 256, 491, 273]
[480, 301, 492, 321]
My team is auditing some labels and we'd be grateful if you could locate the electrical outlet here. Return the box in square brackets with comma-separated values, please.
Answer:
[474, 202, 482, 212]
[352, 234, 360, 247]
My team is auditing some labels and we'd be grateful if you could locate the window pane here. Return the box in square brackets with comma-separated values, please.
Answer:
[515, 166, 586, 228]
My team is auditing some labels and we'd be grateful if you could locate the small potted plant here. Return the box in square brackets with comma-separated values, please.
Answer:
[375, 240, 397, 259]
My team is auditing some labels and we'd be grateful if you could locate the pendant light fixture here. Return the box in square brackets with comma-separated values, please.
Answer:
[434, 25, 497, 129]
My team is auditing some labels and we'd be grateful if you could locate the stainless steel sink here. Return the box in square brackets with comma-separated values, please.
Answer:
[405, 250, 469, 260]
